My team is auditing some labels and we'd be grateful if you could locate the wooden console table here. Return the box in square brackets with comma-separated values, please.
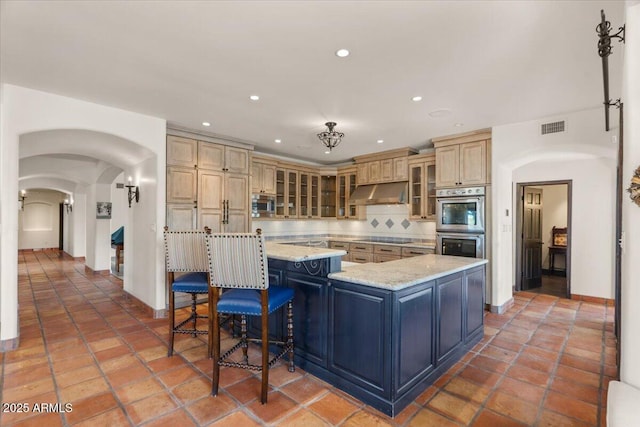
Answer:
[548, 245, 566, 274]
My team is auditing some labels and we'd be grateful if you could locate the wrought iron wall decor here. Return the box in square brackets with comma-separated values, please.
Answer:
[596, 9, 625, 131]
[126, 176, 140, 208]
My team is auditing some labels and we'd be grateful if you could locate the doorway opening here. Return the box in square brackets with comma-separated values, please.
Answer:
[515, 181, 572, 298]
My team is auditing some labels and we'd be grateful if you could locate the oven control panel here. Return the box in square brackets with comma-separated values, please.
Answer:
[436, 186, 485, 197]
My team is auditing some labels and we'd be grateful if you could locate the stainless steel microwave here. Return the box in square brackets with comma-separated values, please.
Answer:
[251, 194, 275, 218]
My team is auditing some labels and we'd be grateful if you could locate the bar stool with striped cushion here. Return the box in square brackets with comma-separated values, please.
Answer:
[163, 227, 212, 357]
[205, 229, 294, 404]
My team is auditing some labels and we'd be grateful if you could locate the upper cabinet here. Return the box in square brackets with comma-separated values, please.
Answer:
[432, 129, 491, 188]
[299, 171, 321, 219]
[251, 158, 277, 195]
[353, 148, 417, 185]
[198, 141, 249, 174]
[275, 168, 299, 219]
[408, 154, 436, 221]
[167, 135, 198, 167]
[166, 132, 251, 231]
[337, 166, 364, 220]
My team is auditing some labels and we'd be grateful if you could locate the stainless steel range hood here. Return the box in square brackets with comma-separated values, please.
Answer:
[350, 182, 408, 205]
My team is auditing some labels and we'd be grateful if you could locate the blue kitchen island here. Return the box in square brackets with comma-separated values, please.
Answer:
[262, 242, 487, 417]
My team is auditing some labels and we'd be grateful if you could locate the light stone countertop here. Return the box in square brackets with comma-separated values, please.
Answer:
[328, 255, 488, 290]
[272, 236, 435, 249]
[265, 242, 347, 262]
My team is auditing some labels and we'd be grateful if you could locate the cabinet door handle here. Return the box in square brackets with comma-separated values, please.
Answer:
[379, 248, 392, 252]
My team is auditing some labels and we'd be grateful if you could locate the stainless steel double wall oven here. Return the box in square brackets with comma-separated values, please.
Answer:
[436, 186, 485, 258]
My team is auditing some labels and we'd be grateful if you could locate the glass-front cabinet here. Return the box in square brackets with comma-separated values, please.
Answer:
[276, 168, 298, 218]
[408, 154, 436, 220]
[321, 175, 337, 218]
[299, 171, 321, 219]
[337, 167, 362, 220]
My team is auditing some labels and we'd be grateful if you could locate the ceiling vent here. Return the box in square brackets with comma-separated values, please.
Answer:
[541, 120, 566, 135]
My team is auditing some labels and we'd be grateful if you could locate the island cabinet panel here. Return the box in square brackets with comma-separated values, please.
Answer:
[465, 266, 485, 342]
[287, 273, 328, 367]
[436, 273, 464, 363]
[329, 283, 391, 397]
[395, 283, 435, 395]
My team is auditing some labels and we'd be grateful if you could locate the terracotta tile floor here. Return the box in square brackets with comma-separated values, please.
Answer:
[1, 250, 616, 426]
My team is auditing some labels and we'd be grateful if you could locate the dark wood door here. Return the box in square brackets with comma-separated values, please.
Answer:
[522, 187, 543, 290]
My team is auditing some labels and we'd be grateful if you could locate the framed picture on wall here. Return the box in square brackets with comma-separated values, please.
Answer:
[96, 202, 112, 219]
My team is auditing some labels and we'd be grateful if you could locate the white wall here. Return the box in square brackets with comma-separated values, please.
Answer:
[513, 158, 614, 298]
[253, 204, 436, 241]
[18, 190, 62, 250]
[0, 84, 166, 344]
[492, 107, 617, 308]
[110, 172, 126, 233]
[539, 184, 568, 270]
[85, 183, 112, 271]
[620, 1, 640, 391]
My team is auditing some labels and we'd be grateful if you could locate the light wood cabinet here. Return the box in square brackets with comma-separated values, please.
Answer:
[320, 175, 336, 218]
[432, 129, 491, 188]
[198, 141, 249, 174]
[167, 135, 198, 168]
[299, 172, 321, 219]
[167, 166, 197, 204]
[356, 163, 369, 185]
[401, 247, 434, 257]
[276, 168, 298, 218]
[166, 204, 197, 229]
[166, 133, 251, 231]
[329, 241, 351, 262]
[392, 157, 409, 181]
[251, 159, 277, 194]
[337, 167, 363, 220]
[353, 148, 417, 185]
[197, 170, 249, 232]
[408, 154, 436, 220]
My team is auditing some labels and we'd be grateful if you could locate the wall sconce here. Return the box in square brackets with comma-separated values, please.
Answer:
[19, 190, 26, 211]
[126, 176, 140, 208]
[63, 198, 73, 214]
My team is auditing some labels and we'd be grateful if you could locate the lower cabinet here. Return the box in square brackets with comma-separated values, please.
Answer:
[395, 283, 435, 395]
[465, 267, 485, 341]
[329, 282, 391, 396]
[256, 258, 484, 417]
[436, 273, 464, 363]
[287, 273, 328, 367]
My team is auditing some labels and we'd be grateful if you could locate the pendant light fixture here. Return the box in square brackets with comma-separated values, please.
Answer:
[317, 122, 344, 152]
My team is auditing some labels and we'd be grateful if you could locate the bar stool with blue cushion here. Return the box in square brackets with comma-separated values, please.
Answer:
[163, 227, 212, 357]
[205, 229, 294, 404]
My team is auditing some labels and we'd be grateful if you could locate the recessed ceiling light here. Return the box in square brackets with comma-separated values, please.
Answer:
[275, 139, 282, 143]
[454, 123, 464, 127]
[428, 108, 452, 118]
[412, 96, 423, 102]
[202, 122, 211, 127]
[377, 139, 384, 144]
[250, 95, 260, 101]
[325, 150, 331, 154]
[335, 48, 350, 58]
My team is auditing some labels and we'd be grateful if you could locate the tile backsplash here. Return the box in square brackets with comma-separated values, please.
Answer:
[253, 204, 435, 240]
